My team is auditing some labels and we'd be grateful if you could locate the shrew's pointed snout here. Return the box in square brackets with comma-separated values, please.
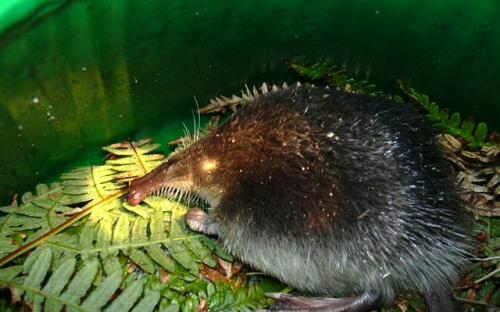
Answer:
[126, 158, 188, 206]
[127, 162, 173, 206]
[127, 175, 154, 206]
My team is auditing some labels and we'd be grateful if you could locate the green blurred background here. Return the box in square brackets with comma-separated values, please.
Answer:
[0, 0, 499, 203]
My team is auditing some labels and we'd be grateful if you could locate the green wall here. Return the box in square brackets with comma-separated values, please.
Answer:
[0, 0, 499, 202]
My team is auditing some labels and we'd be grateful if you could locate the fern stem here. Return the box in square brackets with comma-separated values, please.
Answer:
[45, 234, 205, 254]
[0, 190, 127, 267]
[128, 141, 149, 175]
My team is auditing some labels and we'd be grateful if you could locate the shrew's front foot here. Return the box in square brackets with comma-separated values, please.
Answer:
[185, 208, 220, 236]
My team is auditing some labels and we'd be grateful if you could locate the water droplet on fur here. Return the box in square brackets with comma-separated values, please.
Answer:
[329, 192, 333, 197]
[326, 132, 334, 138]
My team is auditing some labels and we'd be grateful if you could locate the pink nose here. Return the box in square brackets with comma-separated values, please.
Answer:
[127, 189, 144, 206]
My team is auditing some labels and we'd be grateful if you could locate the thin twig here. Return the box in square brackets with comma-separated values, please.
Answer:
[455, 297, 493, 307]
[471, 256, 500, 261]
[475, 267, 500, 284]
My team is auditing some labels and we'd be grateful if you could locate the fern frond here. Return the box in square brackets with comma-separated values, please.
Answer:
[27, 195, 223, 278]
[198, 82, 296, 115]
[61, 165, 125, 208]
[0, 137, 280, 311]
[103, 139, 165, 182]
[0, 183, 73, 258]
[2, 244, 273, 311]
[2, 247, 155, 312]
[289, 60, 383, 96]
[398, 81, 491, 149]
[206, 282, 273, 312]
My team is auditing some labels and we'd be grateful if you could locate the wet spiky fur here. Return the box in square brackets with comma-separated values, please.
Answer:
[128, 86, 474, 309]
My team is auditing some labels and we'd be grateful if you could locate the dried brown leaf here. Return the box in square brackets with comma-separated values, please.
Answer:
[160, 268, 171, 284]
[217, 257, 233, 278]
[201, 264, 231, 284]
[197, 299, 209, 312]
